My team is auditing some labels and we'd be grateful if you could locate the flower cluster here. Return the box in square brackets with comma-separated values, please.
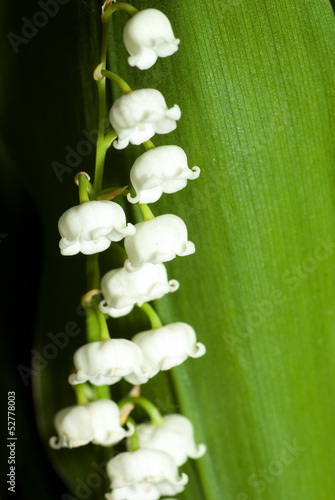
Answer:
[52, 6, 206, 500]
[67, 323, 205, 387]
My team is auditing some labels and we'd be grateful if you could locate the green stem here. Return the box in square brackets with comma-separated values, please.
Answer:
[85, 255, 110, 342]
[102, 2, 139, 27]
[86, 308, 100, 343]
[95, 308, 110, 341]
[93, 6, 110, 194]
[101, 70, 132, 94]
[95, 385, 111, 401]
[85, 255, 101, 343]
[97, 185, 130, 199]
[104, 130, 118, 149]
[100, 10, 110, 65]
[126, 416, 139, 451]
[94, 1, 138, 193]
[87, 254, 100, 290]
[94, 2, 138, 193]
[78, 173, 91, 204]
[140, 303, 163, 329]
[143, 140, 156, 151]
[78, 1, 138, 408]
[93, 79, 108, 194]
[138, 203, 155, 221]
[75, 384, 89, 405]
[118, 396, 163, 425]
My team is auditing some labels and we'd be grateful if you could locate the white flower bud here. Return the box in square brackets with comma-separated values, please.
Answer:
[131, 322, 206, 372]
[109, 89, 181, 150]
[127, 146, 200, 204]
[123, 9, 180, 70]
[68, 339, 154, 386]
[124, 214, 195, 271]
[58, 200, 135, 256]
[49, 400, 133, 449]
[106, 449, 188, 498]
[99, 263, 179, 318]
[129, 414, 206, 466]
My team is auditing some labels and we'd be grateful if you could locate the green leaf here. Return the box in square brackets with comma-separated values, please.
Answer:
[2, 0, 335, 499]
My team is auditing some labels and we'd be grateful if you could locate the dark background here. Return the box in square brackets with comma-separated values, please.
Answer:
[1, 0, 85, 498]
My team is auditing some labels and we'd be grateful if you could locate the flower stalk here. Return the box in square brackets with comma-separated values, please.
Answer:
[140, 302, 163, 330]
[74, 383, 89, 406]
[119, 396, 163, 426]
[53, 4, 205, 500]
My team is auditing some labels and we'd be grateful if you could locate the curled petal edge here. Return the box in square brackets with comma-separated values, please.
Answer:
[176, 472, 189, 486]
[68, 369, 122, 386]
[124, 421, 135, 437]
[127, 192, 140, 204]
[113, 137, 129, 150]
[99, 300, 134, 318]
[124, 259, 137, 272]
[166, 105, 181, 121]
[168, 279, 180, 292]
[120, 223, 137, 236]
[188, 443, 207, 460]
[179, 241, 195, 256]
[49, 436, 64, 450]
[127, 49, 158, 70]
[190, 166, 201, 179]
[99, 300, 109, 313]
[49, 435, 91, 449]
[133, 363, 158, 380]
[68, 372, 86, 385]
[190, 342, 206, 358]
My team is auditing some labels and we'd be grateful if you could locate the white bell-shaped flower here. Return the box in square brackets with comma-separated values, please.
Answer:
[110, 89, 181, 150]
[68, 339, 154, 386]
[124, 214, 195, 272]
[127, 146, 200, 204]
[49, 400, 133, 449]
[129, 414, 206, 466]
[99, 263, 179, 318]
[131, 322, 206, 372]
[106, 449, 188, 500]
[123, 9, 180, 70]
[58, 200, 135, 256]
[106, 482, 160, 500]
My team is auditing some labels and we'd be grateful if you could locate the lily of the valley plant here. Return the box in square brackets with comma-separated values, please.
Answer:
[51, 2, 206, 499]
